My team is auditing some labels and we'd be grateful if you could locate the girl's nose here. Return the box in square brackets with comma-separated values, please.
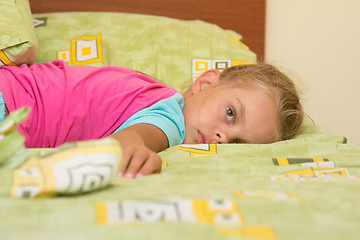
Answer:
[214, 130, 229, 143]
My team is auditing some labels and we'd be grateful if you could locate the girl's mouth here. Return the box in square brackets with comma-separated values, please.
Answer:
[197, 131, 205, 144]
[197, 131, 211, 144]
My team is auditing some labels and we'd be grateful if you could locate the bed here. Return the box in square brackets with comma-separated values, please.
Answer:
[1, 0, 360, 239]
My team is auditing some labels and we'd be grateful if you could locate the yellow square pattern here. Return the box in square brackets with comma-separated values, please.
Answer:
[56, 34, 103, 65]
[192, 58, 251, 82]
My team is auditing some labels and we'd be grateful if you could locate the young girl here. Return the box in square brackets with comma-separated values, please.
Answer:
[0, 60, 303, 178]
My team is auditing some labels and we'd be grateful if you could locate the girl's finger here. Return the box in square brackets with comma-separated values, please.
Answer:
[135, 154, 162, 178]
[123, 150, 148, 178]
[119, 147, 135, 175]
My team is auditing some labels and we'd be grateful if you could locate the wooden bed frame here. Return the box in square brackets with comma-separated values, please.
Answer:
[29, 0, 265, 61]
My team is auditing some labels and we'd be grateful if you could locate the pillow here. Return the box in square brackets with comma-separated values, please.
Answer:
[32, 12, 256, 91]
[0, 0, 38, 67]
[293, 115, 347, 143]
[0, 107, 29, 168]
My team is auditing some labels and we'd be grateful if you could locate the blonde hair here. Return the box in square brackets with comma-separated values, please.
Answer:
[219, 63, 303, 141]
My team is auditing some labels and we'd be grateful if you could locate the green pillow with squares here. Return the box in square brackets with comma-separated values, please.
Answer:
[32, 12, 256, 91]
[0, 0, 38, 67]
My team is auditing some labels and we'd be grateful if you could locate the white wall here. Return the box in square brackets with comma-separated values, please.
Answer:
[266, 0, 360, 145]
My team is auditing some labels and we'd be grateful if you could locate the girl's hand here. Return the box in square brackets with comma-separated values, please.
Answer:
[109, 123, 168, 179]
[119, 145, 162, 178]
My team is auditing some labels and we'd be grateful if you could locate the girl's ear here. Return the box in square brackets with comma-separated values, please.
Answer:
[191, 69, 221, 94]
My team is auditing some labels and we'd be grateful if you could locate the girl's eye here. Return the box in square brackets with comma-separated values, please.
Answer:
[226, 107, 235, 121]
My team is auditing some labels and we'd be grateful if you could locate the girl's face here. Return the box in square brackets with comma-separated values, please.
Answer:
[182, 83, 279, 145]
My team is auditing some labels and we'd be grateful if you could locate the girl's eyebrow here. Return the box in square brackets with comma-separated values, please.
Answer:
[236, 98, 245, 120]
[232, 137, 247, 144]
[233, 98, 247, 144]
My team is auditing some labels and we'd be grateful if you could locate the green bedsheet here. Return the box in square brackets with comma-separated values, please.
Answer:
[1, 108, 359, 240]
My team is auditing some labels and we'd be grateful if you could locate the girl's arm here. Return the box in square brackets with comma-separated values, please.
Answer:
[109, 123, 169, 178]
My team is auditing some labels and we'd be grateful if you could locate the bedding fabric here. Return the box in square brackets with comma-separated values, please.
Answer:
[0, 0, 37, 67]
[32, 12, 256, 91]
[1, 108, 360, 240]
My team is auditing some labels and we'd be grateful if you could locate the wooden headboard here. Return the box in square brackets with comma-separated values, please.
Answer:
[29, 0, 265, 61]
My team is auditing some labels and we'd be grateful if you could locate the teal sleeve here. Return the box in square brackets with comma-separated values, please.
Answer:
[0, 91, 5, 122]
[113, 93, 185, 147]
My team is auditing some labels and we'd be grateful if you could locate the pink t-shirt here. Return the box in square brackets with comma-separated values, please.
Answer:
[0, 60, 178, 148]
